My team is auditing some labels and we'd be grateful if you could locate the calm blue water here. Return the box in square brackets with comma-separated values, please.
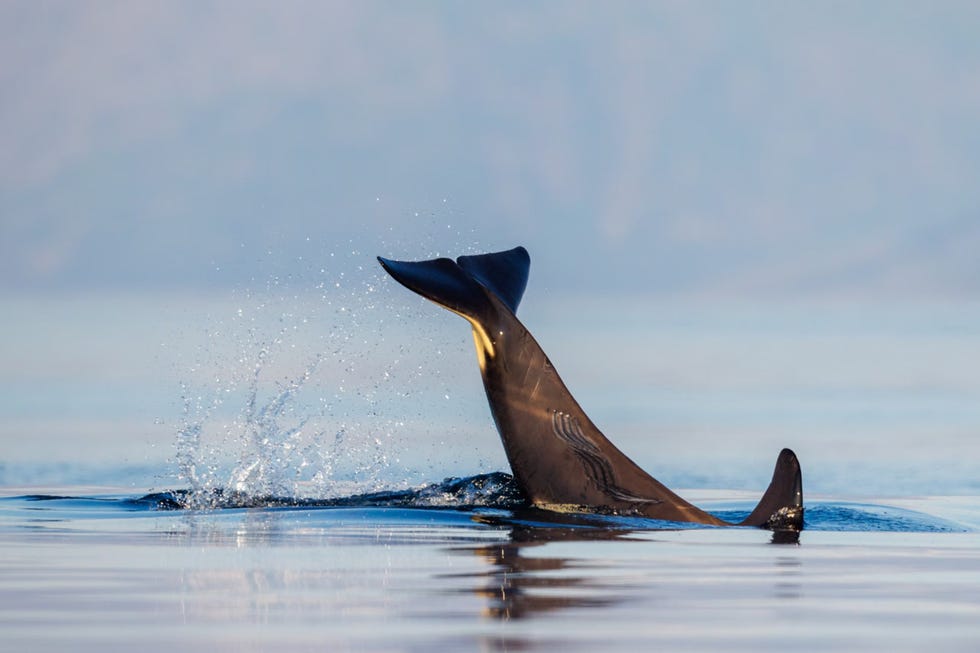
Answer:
[2, 281, 980, 650]
[1, 482, 978, 652]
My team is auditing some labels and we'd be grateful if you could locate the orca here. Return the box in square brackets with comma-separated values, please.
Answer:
[377, 246, 803, 530]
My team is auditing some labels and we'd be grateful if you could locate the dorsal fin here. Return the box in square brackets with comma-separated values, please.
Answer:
[456, 246, 530, 314]
[739, 448, 804, 530]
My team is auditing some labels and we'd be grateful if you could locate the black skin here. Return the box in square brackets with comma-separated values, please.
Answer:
[378, 247, 803, 530]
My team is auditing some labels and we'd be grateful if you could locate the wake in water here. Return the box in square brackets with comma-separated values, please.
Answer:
[8, 480, 968, 534]
[142, 472, 525, 511]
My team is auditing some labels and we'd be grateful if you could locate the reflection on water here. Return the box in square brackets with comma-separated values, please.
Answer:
[774, 555, 803, 600]
[448, 524, 631, 620]
[157, 505, 807, 628]
[771, 529, 801, 545]
[3, 496, 980, 652]
[446, 510, 803, 622]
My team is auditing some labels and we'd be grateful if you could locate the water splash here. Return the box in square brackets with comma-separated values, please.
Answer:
[172, 236, 493, 508]
[227, 353, 323, 497]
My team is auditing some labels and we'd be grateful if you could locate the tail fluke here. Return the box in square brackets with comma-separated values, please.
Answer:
[457, 246, 530, 313]
[378, 255, 488, 318]
[377, 246, 530, 317]
[739, 448, 804, 530]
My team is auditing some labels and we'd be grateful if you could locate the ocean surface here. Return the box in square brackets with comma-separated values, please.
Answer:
[1, 484, 979, 653]
[2, 281, 980, 651]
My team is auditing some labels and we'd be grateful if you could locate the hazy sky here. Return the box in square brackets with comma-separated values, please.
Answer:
[3, 1, 980, 298]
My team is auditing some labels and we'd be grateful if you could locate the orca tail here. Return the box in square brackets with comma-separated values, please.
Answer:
[456, 247, 530, 314]
[377, 246, 530, 317]
[739, 448, 804, 530]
